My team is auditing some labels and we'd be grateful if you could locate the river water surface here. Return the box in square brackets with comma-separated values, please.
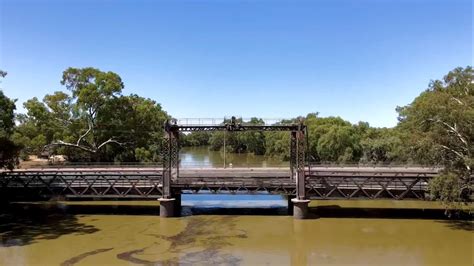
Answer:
[0, 147, 472, 265]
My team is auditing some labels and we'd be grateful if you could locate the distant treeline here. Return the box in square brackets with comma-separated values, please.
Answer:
[181, 116, 405, 165]
[0, 66, 472, 204]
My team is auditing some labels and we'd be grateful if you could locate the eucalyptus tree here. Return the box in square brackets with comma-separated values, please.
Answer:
[46, 67, 126, 155]
[397, 66, 473, 203]
[16, 67, 169, 162]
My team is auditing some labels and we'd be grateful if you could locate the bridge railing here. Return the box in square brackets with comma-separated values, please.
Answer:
[10, 162, 164, 171]
[175, 118, 293, 126]
[307, 162, 441, 170]
[178, 162, 290, 169]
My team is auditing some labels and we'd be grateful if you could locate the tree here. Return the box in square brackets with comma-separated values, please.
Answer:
[208, 117, 266, 155]
[304, 114, 361, 163]
[13, 93, 71, 156]
[397, 66, 473, 204]
[94, 94, 168, 162]
[15, 68, 170, 163]
[45, 67, 127, 157]
[0, 71, 21, 169]
[265, 131, 290, 160]
[240, 118, 266, 155]
[358, 127, 405, 164]
[182, 131, 211, 146]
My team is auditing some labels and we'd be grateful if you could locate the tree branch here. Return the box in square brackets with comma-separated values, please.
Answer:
[439, 145, 471, 171]
[46, 137, 126, 154]
[96, 138, 127, 150]
[46, 140, 96, 153]
[430, 119, 469, 151]
[451, 96, 464, 105]
[77, 121, 93, 146]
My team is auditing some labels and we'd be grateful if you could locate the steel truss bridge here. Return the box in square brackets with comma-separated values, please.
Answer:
[0, 166, 437, 200]
[0, 118, 441, 218]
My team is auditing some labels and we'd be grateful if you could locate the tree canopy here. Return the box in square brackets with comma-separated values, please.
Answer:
[14, 67, 169, 163]
[396, 66, 473, 203]
[0, 71, 21, 169]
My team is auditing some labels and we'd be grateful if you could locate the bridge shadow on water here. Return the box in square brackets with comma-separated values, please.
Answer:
[435, 219, 473, 231]
[0, 203, 99, 247]
[307, 205, 472, 231]
[308, 205, 459, 219]
[0, 199, 470, 247]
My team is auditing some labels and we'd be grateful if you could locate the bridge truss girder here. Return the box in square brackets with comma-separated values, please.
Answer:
[0, 169, 437, 200]
[306, 175, 430, 200]
[0, 171, 164, 199]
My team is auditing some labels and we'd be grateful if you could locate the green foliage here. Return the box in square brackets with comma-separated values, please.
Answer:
[396, 67, 473, 167]
[93, 94, 168, 162]
[14, 94, 70, 155]
[359, 128, 405, 164]
[182, 131, 211, 146]
[0, 94, 15, 136]
[134, 147, 153, 162]
[61, 67, 123, 111]
[397, 66, 473, 204]
[0, 71, 21, 169]
[0, 137, 20, 170]
[429, 172, 463, 203]
[265, 132, 290, 160]
[207, 118, 266, 155]
[15, 67, 169, 163]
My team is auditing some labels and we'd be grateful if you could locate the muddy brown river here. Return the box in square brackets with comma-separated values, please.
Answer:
[0, 200, 472, 266]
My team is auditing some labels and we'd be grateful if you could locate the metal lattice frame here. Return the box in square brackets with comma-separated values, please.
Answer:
[290, 132, 297, 180]
[0, 168, 441, 199]
[162, 123, 180, 198]
[0, 170, 163, 199]
[305, 169, 436, 199]
[174, 178, 296, 195]
[164, 118, 308, 199]
[290, 128, 306, 200]
[296, 129, 306, 199]
[175, 125, 306, 132]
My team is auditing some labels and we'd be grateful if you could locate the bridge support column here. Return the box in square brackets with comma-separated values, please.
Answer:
[174, 193, 182, 216]
[291, 198, 310, 219]
[287, 195, 295, 215]
[159, 198, 176, 218]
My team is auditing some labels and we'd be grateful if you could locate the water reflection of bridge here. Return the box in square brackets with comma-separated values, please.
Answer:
[0, 118, 441, 219]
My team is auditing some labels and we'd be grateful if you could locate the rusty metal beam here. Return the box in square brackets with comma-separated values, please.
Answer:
[0, 167, 441, 199]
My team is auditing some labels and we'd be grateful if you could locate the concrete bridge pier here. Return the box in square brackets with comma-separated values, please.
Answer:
[158, 192, 182, 218]
[291, 198, 310, 219]
[159, 198, 176, 217]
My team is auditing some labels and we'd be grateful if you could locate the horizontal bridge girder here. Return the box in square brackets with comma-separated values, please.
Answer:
[179, 169, 290, 179]
[172, 125, 305, 132]
[0, 167, 442, 199]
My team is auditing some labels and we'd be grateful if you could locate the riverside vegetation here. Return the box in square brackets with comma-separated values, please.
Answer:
[0, 66, 472, 206]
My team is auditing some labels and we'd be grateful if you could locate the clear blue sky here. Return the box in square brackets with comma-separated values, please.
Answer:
[1, 0, 472, 127]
